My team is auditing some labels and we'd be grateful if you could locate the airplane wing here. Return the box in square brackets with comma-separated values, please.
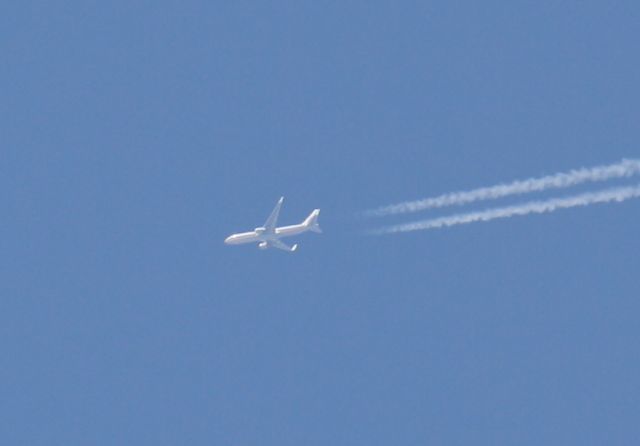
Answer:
[270, 239, 298, 252]
[263, 196, 284, 233]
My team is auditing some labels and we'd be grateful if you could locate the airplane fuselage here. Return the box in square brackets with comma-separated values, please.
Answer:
[224, 223, 310, 245]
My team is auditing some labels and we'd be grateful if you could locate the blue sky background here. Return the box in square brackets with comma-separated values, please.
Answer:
[2, 1, 639, 444]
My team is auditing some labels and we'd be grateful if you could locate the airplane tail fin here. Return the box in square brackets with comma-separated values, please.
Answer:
[303, 209, 322, 233]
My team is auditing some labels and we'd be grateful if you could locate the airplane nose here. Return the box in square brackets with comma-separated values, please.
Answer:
[224, 235, 233, 244]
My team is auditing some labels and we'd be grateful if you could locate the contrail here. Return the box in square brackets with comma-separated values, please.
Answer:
[369, 184, 640, 234]
[365, 159, 640, 217]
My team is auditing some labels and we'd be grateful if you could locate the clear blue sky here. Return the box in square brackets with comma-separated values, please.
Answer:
[2, 1, 639, 444]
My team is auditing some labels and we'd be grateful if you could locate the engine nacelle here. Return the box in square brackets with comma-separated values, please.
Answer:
[255, 227, 266, 235]
[258, 241, 268, 250]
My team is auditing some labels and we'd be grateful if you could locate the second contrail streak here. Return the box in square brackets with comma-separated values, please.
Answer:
[365, 159, 640, 217]
[369, 184, 640, 234]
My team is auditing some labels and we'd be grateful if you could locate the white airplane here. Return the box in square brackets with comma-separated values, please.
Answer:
[224, 197, 321, 252]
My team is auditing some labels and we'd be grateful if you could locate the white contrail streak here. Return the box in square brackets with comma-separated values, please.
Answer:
[369, 184, 640, 234]
[365, 159, 640, 217]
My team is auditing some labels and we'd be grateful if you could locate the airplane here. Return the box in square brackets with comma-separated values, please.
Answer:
[224, 197, 321, 252]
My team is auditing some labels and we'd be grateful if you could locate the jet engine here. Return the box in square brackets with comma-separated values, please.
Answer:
[258, 241, 268, 250]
